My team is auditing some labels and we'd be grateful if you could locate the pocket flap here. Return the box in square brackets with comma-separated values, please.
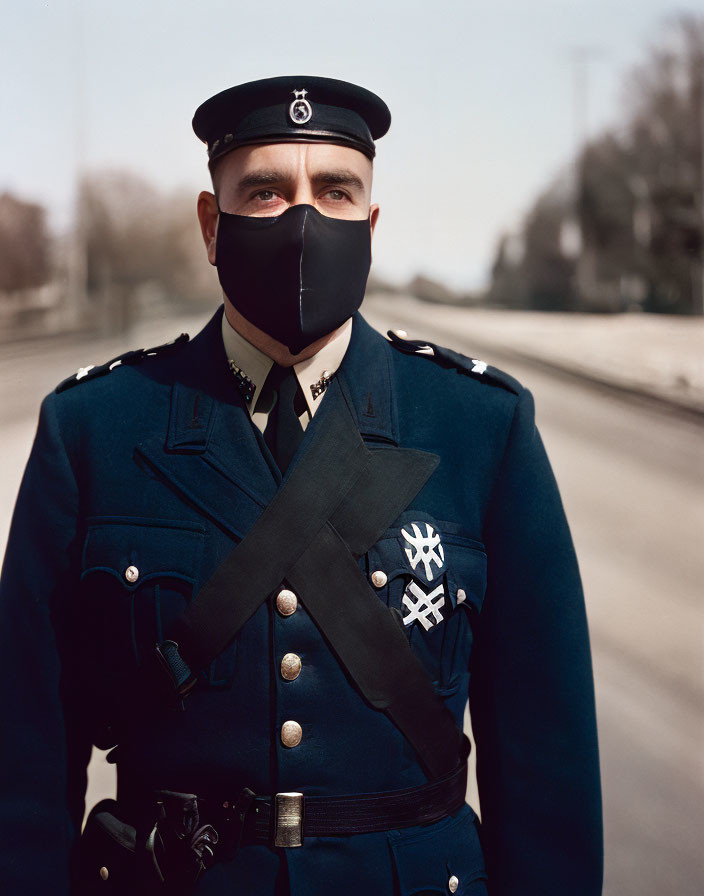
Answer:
[81, 517, 205, 588]
[443, 542, 487, 614]
[366, 513, 487, 613]
[389, 805, 487, 895]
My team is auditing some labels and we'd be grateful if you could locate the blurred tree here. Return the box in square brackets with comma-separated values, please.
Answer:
[0, 192, 51, 292]
[78, 170, 218, 330]
[489, 174, 578, 310]
[521, 186, 578, 311]
[489, 12, 704, 314]
[624, 13, 704, 313]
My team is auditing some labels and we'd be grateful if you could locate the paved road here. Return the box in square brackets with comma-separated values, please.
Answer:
[1, 298, 702, 895]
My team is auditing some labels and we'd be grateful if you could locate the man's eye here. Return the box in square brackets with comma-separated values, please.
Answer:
[254, 190, 277, 201]
[325, 189, 347, 201]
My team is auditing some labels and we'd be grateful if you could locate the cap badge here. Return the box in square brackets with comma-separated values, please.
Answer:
[289, 89, 312, 125]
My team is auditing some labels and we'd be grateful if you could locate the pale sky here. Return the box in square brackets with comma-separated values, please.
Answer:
[1, 0, 698, 290]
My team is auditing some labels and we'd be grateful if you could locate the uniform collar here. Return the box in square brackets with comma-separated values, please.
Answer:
[221, 311, 274, 411]
[334, 309, 400, 445]
[293, 318, 352, 414]
[135, 303, 401, 541]
[221, 309, 352, 415]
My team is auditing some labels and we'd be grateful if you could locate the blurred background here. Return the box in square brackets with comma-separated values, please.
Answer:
[1, 2, 702, 894]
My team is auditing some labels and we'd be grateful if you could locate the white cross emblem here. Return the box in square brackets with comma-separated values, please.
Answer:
[402, 581, 446, 631]
[401, 522, 445, 581]
[471, 359, 487, 374]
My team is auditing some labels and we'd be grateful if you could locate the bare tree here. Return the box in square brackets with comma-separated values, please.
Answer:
[489, 13, 704, 314]
[0, 193, 51, 293]
[78, 170, 218, 330]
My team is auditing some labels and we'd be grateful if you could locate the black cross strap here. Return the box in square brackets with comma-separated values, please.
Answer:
[168, 394, 372, 672]
[144, 393, 463, 779]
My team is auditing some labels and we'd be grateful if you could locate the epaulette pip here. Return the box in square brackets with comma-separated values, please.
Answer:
[386, 329, 521, 395]
[55, 332, 190, 394]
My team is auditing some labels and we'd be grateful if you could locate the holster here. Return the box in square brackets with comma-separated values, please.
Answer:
[146, 790, 219, 886]
[72, 799, 138, 893]
[73, 792, 218, 895]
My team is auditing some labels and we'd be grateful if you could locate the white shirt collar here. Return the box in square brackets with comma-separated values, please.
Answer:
[221, 312, 275, 413]
[221, 310, 352, 418]
[293, 317, 352, 415]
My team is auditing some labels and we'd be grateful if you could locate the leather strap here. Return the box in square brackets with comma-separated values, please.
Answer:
[168, 393, 371, 672]
[287, 524, 462, 777]
[240, 754, 469, 840]
[142, 395, 463, 778]
[118, 737, 470, 851]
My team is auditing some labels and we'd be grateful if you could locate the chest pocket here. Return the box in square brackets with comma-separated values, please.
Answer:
[364, 512, 486, 695]
[79, 518, 237, 693]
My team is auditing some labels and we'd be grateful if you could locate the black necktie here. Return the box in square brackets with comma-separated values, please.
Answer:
[261, 363, 306, 473]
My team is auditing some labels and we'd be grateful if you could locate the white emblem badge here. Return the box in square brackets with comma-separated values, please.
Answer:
[402, 581, 446, 631]
[289, 89, 312, 125]
[401, 522, 445, 581]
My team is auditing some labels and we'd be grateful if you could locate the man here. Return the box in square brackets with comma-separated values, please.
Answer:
[0, 76, 603, 895]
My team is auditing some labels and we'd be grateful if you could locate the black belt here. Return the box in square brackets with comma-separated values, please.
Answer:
[124, 742, 469, 862]
[236, 754, 469, 847]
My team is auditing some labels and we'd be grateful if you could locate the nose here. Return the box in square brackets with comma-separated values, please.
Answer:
[289, 179, 316, 208]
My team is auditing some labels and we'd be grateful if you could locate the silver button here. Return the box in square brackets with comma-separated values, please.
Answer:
[371, 570, 388, 588]
[448, 875, 459, 893]
[99, 866, 109, 881]
[124, 565, 139, 584]
[276, 588, 298, 616]
[281, 720, 302, 748]
[456, 588, 466, 604]
[281, 653, 302, 681]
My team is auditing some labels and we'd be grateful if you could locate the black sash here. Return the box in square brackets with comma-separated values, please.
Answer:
[144, 394, 463, 779]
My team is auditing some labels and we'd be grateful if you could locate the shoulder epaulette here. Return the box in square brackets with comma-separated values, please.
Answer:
[386, 329, 521, 395]
[55, 332, 190, 394]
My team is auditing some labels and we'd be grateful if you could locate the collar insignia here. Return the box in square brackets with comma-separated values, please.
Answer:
[228, 360, 256, 404]
[310, 369, 334, 400]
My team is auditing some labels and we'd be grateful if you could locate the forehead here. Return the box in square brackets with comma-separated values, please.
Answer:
[215, 142, 373, 185]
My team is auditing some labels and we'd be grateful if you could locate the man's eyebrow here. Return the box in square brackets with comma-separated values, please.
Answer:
[311, 170, 365, 192]
[237, 170, 290, 191]
[236, 168, 366, 193]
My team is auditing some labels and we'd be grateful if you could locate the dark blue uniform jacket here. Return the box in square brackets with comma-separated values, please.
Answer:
[0, 304, 603, 895]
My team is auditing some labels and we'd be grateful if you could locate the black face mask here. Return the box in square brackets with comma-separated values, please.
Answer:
[214, 203, 372, 355]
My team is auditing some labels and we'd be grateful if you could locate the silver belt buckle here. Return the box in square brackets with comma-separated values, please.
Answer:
[274, 792, 304, 847]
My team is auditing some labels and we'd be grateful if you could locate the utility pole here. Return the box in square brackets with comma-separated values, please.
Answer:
[569, 46, 604, 309]
[66, 0, 87, 327]
[699, 51, 704, 315]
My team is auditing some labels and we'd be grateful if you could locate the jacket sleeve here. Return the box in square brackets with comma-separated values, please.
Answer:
[0, 392, 91, 894]
[468, 386, 603, 895]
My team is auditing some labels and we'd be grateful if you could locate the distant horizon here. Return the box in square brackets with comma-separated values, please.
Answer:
[2, 0, 698, 292]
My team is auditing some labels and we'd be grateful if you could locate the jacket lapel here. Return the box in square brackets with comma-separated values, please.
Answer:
[135, 303, 422, 543]
[135, 305, 279, 541]
[336, 310, 400, 446]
